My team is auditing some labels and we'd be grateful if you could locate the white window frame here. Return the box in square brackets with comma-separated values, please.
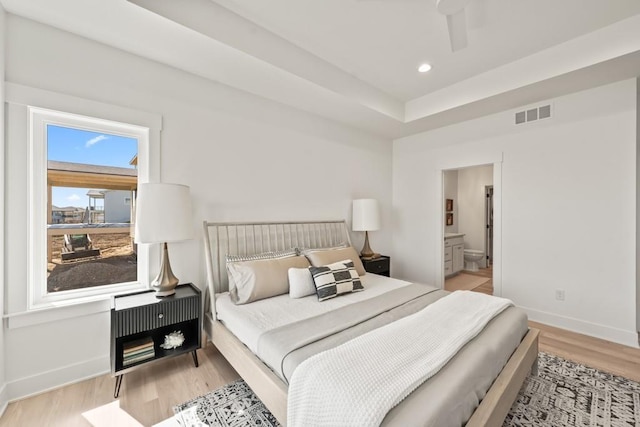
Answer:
[29, 107, 150, 308]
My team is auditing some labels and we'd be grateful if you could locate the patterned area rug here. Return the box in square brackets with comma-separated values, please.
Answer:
[506, 352, 640, 426]
[174, 353, 640, 426]
[173, 379, 279, 427]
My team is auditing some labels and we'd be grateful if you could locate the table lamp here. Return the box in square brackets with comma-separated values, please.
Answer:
[135, 183, 193, 297]
[352, 199, 380, 259]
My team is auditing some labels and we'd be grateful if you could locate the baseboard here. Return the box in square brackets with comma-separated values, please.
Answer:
[522, 306, 639, 348]
[0, 382, 8, 418]
[6, 355, 109, 402]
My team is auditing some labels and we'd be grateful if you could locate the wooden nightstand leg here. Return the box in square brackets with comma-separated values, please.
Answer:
[114, 374, 124, 398]
[192, 350, 199, 368]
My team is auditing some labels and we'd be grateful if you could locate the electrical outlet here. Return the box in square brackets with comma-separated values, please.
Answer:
[555, 289, 565, 301]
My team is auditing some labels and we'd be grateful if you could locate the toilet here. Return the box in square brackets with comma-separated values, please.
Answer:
[463, 249, 484, 272]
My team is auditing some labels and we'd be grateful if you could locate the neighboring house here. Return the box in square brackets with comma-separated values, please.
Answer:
[85, 189, 132, 223]
[86, 189, 105, 223]
[103, 190, 133, 223]
[50, 206, 84, 224]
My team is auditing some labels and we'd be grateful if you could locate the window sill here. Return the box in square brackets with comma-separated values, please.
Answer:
[5, 283, 148, 329]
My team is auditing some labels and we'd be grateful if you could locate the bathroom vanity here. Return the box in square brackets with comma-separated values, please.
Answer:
[444, 233, 465, 276]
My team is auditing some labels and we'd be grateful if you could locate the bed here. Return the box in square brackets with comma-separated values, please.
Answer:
[202, 220, 539, 426]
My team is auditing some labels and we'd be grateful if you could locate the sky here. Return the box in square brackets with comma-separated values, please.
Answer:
[48, 125, 137, 208]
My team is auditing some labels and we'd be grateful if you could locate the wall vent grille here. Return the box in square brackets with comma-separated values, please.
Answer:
[515, 104, 551, 125]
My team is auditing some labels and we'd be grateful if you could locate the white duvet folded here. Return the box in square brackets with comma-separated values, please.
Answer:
[287, 290, 513, 427]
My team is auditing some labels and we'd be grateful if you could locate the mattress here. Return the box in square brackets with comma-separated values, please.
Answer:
[216, 273, 413, 353]
[216, 274, 529, 426]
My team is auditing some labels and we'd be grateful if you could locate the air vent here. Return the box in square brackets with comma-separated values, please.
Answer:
[539, 104, 551, 119]
[515, 104, 552, 125]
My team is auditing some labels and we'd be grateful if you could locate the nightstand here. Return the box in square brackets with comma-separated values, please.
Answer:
[111, 283, 201, 398]
[361, 255, 390, 277]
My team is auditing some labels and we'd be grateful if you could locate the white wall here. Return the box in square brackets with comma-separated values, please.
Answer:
[443, 170, 458, 234]
[3, 15, 392, 400]
[457, 165, 492, 268]
[393, 79, 638, 347]
[0, 3, 8, 416]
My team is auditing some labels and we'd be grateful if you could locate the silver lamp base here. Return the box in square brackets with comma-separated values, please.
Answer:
[152, 242, 179, 297]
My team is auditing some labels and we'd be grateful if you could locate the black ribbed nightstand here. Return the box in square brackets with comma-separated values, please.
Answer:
[361, 255, 390, 277]
[111, 283, 201, 397]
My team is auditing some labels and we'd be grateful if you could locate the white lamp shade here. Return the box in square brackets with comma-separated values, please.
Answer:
[352, 199, 380, 231]
[135, 183, 193, 244]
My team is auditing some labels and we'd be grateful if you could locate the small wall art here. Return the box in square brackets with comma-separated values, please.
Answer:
[446, 212, 453, 226]
[446, 199, 453, 212]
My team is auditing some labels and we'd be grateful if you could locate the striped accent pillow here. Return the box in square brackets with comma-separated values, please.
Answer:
[309, 260, 363, 302]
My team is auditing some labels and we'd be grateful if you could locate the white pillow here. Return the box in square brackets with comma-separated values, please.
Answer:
[288, 267, 316, 299]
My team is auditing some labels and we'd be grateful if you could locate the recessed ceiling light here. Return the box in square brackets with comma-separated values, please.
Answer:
[418, 63, 432, 73]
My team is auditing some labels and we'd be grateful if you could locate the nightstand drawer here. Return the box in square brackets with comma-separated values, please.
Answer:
[113, 296, 199, 338]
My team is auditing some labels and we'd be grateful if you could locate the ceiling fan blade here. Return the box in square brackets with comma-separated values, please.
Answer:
[446, 9, 468, 51]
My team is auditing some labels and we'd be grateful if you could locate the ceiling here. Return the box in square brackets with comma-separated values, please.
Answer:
[2, 0, 640, 138]
[210, 0, 640, 101]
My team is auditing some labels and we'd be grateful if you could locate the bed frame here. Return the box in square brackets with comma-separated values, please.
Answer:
[203, 220, 539, 426]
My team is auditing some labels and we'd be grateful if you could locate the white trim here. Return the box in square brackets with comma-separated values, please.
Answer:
[5, 355, 109, 402]
[436, 151, 504, 172]
[0, 383, 8, 419]
[6, 82, 162, 131]
[437, 156, 503, 297]
[0, 6, 6, 413]
[3, 281, 170, 329]
[522, 306, 639, 349]
[4, 83, 161, 318]
[491, 164, 502, 297]
[5, 297, 110, 329]
[28, 107, 151, 308]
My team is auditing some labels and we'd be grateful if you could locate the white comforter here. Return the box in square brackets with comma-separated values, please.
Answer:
[287, 291, 513, 427]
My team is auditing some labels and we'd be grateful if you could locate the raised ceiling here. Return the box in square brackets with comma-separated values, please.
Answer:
[210, 0, 640, 101]
[2, 0, 640, 138]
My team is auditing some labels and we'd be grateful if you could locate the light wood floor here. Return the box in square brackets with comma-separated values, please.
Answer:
[0, 346, 241, 427]
[2, 319, 640, 426]
[445, 266, 494, 295]
[531, 321, 640, 383]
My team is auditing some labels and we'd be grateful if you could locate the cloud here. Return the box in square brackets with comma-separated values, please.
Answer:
[67, 194, 81, 201]
[86, 135, 108, 147]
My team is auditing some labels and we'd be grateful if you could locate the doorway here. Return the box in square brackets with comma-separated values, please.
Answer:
[442, 164, 495, 295]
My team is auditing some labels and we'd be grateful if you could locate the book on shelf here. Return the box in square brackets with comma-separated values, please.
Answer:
[123, 337, 154, 354]
[122, 337, 155, 366]
[123, 350, 155, 366]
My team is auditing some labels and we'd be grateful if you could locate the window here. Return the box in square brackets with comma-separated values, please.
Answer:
[30, 107, 150, 306]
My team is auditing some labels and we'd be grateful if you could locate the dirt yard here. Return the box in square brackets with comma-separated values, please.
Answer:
[47, 233, 137, 292]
